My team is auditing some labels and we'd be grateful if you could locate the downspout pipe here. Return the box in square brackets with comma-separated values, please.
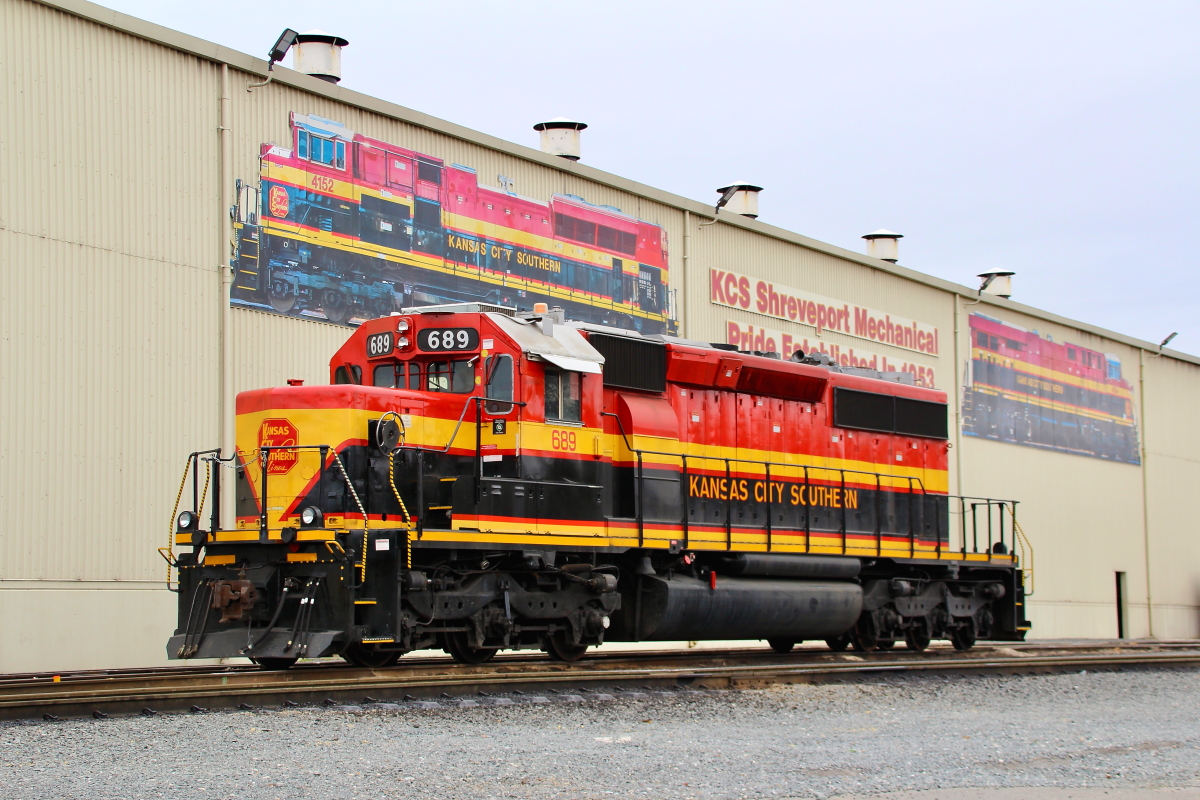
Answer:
[219, 64, 235, 528]
[1138, 348, 1154, 637]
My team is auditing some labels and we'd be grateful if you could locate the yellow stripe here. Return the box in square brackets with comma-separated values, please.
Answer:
[213, 530, 262, 542]
[286, 552, 318, 563]
[354, 599, 377, 605]
[205, 554, 236, 565]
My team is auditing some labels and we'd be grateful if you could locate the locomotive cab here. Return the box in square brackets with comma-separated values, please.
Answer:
[166, 302, 1030, 669]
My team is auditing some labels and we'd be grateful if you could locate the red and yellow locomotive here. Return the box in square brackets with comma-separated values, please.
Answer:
[167, 303, 1029, 668]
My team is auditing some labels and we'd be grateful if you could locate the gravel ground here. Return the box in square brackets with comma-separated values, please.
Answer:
[2, 667, 1199, 800]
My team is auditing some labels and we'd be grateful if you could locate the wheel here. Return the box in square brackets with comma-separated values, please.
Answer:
[904, 619, 932, 653]
[949, 619, 977, 652]
[876, 639, 896, 651]
[825, 633, 851, 652]
[443, 632, 498, 665]
[545, 632, 589, 663]
[342, 644, 401, 669]
[268, 286, 297, 314]
[251, 657, 298, 671]
[321, 290, 351, 324]
[767, 639, 796, 654]
[850, 614, 878, 653]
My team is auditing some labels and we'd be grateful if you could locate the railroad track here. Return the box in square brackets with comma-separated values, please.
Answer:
[5, 640, 1199, 722]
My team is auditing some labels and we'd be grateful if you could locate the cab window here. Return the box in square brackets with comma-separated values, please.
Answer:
[485, 354, 514, 414]
[373, 363, 397, 388]
[334, 364, 362, 385]
[427, 360, 474, 393]
[407, 362, 421, 390]
[544, 368, 581, 422]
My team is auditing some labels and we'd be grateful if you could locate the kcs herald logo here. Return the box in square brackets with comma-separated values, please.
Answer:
[259, 418, 299, 475]
[267, 185, 290, 218]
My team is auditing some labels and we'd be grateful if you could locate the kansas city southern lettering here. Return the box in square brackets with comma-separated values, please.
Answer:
[446, 236, 562, 274]
[710, 268, 940, 357]
[688, 475, 860, 510]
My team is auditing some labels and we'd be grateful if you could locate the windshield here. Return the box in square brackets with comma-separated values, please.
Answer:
[427, 359, 474, 393]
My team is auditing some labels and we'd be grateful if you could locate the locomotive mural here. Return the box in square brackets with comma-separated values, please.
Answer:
[166, 304, 1029, 669]
[962, 313, 1140, 464]
[231, 112, 675, 334]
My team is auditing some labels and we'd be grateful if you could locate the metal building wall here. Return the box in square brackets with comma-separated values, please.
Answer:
[1140, 352, 1200, 637]
[2, 0, 1199, 672]
[952, 303, 1152, 639]
[0, 0, 222, 670]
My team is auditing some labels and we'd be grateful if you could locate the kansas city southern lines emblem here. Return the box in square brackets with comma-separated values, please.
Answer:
[259, 418, 299, 475]
[268, 185, 290, 218]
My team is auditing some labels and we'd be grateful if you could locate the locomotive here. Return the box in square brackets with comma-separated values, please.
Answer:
[230, 113, 673, 333]
[166, 303, 1030, 668]
[964, 313, 1139, 463]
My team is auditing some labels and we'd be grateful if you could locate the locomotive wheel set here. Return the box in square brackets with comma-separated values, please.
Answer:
[165, 303, 1030, 669]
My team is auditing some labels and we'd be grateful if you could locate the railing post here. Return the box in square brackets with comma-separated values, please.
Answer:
[960, 496, 969, 561]
[474, 398, 483, 505]
[765, 462, 772, 553]
[637, 451, 645, 548]
[680, 454, 689, 550]
[840, 469, 848, 555]
[971, 502, 979, 554]
[802, 465, 810, 553]
[987, 499, 994, 554]
[725, 458, 733, 551]
[259, 447, 268, 538]
[210, 449, 221, 533]
[999, 501, 1006, 557]
[875, 473, 882, 557]
[908, 478, 915, 558]
[192, 453, 200, 516]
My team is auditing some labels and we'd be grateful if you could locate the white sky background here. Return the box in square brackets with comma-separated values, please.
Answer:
[101, 0, 1199, 353]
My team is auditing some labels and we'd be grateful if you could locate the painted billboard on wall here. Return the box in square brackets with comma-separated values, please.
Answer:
[230, 113, 675, 335]
[962, 313, 1140, 463]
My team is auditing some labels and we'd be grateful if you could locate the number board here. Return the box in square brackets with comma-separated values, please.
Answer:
[365, 332, 394, 359]
[419, 327, 480, 352]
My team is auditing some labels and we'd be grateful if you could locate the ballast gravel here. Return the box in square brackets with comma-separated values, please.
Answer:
[3, 667, 1200, 800]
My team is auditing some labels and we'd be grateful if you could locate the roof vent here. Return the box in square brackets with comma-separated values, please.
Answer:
[715, 182, 763, 218]
[862, 229, 903, 263]
[978, 271, 1015, 298]
[533, 118, 587, 161]
[293, 30, 349, 83]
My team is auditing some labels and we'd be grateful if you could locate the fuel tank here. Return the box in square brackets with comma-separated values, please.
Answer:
[718, 553, 860, 581]
[612, 574, 863, 641]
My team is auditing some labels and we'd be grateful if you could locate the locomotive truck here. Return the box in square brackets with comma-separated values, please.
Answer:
[165, 303, 1030, 668]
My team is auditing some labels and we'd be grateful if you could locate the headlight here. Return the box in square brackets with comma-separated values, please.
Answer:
[177, 511, 196, 530]
[299, 506, 323, 527]
[397, 335, 409, 349]
[397, 318, 410, 332]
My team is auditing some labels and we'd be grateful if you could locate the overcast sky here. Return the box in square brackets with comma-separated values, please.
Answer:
[103, 0, 1199, 353]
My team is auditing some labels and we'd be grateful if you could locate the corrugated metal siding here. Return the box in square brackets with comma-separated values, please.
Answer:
[1142, 353, 1200, 636]
[0, 0, 221, 581]
[231, 308, 348, 390]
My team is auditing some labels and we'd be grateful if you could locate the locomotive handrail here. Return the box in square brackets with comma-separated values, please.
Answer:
[598, 413, 1016, 558]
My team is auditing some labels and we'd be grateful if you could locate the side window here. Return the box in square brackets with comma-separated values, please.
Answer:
[544, 369, 581, 422]
[297, 130, 309, 159]
[407, 362, 421, 391]
[373, 363, 397, 388]
[485, 354, 514, 414]
[334, 365, 362, 385]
